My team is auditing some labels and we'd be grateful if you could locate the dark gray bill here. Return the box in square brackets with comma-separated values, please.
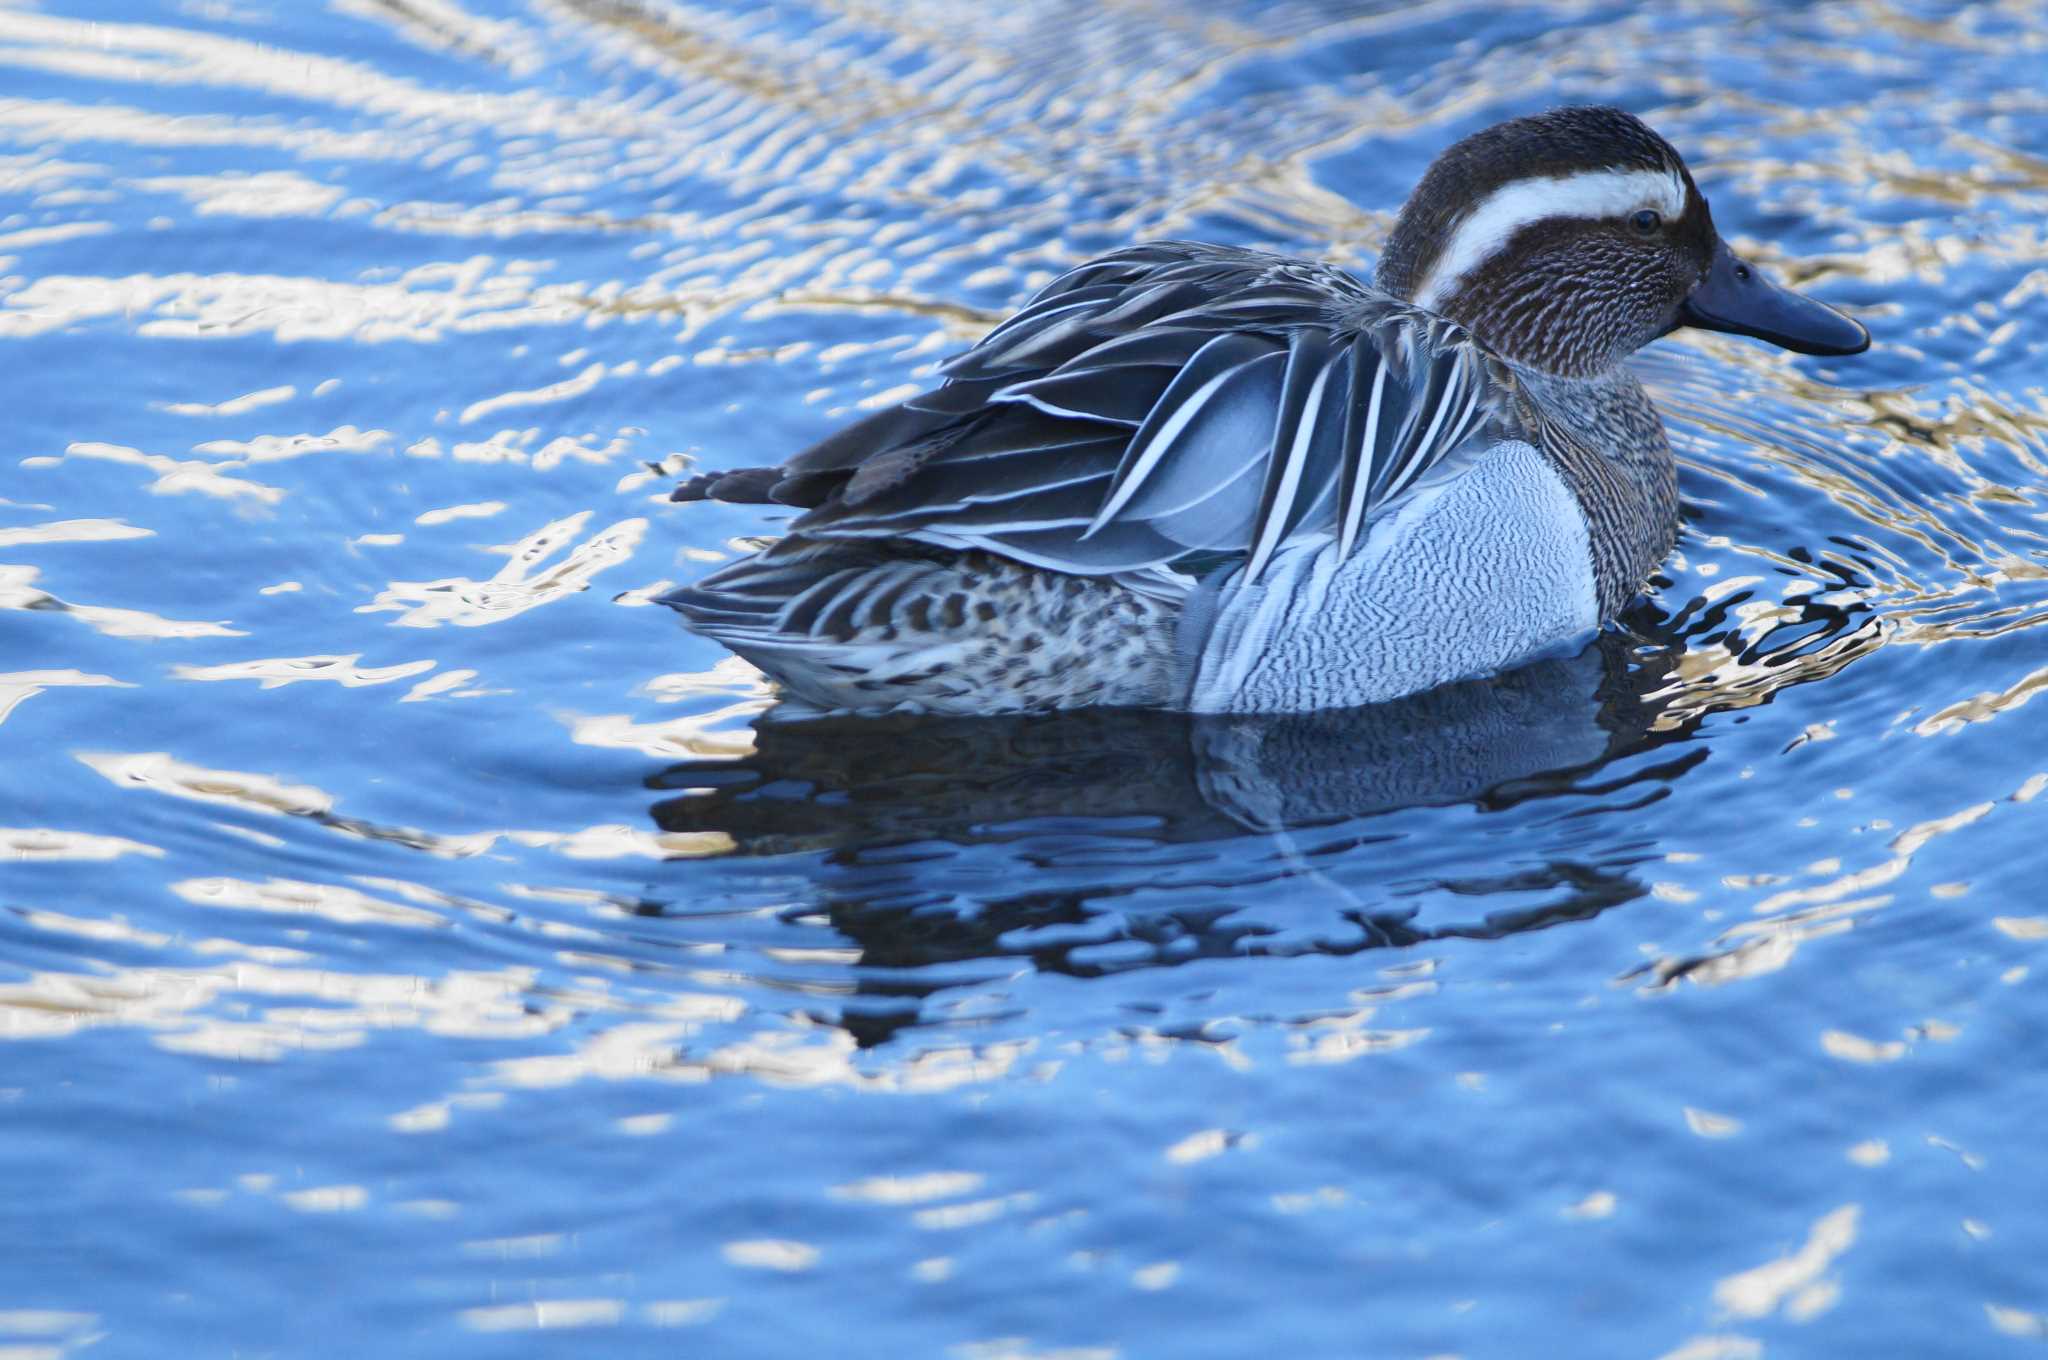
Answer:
[1677, 240, 1869, 356]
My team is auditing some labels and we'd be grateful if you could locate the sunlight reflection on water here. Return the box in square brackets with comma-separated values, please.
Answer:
[2, 1, 2047, 1355]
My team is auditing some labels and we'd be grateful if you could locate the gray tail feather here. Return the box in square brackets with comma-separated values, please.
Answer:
[669, 465, 786, 504]
[657, 550, 811, 635]
[656, 542, 961, 710]
[657, 540, 912, 641]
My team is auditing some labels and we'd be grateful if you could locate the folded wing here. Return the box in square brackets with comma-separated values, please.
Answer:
[690, 241, 1509, 584]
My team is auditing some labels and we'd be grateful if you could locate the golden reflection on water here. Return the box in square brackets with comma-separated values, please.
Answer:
[2, 829, 163, 862]
[1634, 323, 2048, 729]
[359, 511, 649, 628]
[1633, 770, 2042, 991]
[0, 1309, 101, 1360]
[1713, 1204, 1860, 1323]
[26, 441, 285, 504]
[172, 653, 439, 689]
[0, 261, 584, 344]
[0, 0, 1422, 361]
[565, 705, 762, 760]
[0, 669, 130, 726]
[0, 894, 1035, 1098]
[0, 563, 244, 638]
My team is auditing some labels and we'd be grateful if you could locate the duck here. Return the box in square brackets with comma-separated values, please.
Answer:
[660, 105, 1868, 716]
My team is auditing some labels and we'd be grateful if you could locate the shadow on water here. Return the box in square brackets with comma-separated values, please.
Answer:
[640, 626, 1710, 1044]
[649, 631, 1684, 852]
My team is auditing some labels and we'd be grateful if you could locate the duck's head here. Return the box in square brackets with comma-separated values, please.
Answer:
[1375, 106, 1868, 379]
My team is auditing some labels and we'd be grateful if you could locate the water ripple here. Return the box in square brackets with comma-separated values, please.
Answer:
[4, 1, 2048, 1354]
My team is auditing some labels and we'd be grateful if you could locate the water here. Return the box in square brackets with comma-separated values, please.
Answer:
[3, 0, 2046, 1354]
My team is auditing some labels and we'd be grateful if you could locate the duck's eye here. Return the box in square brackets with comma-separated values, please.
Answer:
[1630, 209, 1662, 236]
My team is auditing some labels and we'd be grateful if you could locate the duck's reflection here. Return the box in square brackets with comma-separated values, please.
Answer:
[642, 629, 1697, 1046]
[648, 629, 1687, 849]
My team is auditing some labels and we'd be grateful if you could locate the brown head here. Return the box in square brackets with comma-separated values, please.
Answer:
[1376, 107, 1867, 378]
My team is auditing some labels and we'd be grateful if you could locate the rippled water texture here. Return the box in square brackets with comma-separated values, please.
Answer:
[4, 1, 2047, 1355]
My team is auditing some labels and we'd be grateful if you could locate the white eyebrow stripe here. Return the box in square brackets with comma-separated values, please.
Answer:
[1411, 167, 1687, 310]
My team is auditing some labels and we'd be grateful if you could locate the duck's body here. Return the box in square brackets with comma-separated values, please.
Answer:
[664, 109, 1865, 716]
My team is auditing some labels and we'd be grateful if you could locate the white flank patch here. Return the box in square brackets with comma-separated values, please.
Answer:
[1412, 168, 1686, 310]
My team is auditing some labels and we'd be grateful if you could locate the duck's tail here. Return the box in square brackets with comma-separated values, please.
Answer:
[668, 465, 786, 504]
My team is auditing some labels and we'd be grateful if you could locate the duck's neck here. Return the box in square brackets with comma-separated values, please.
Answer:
[1509, 362, 1646, 426]
[1509, 363, 1680, 619]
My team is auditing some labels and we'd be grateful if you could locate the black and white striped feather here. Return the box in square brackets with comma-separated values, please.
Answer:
[679, 241, 1514, 594]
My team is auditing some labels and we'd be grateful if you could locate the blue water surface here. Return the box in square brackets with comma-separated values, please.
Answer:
[2, 1, 2046, 1355]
